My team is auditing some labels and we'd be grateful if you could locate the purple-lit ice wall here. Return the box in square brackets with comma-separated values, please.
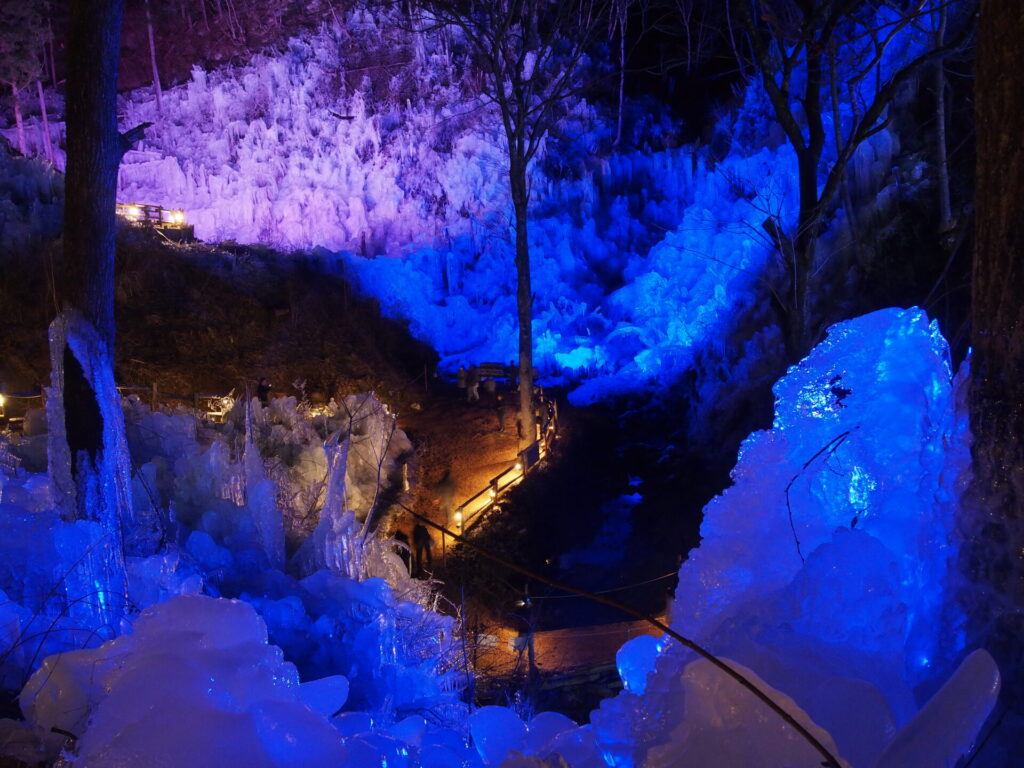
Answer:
[4, 1, 942, 408]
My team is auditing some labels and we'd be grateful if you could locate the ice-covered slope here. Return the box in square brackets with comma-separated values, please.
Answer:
[2, 308, 996, 768]
[103, 4, 808, 403]
[7, 3, 915, 409]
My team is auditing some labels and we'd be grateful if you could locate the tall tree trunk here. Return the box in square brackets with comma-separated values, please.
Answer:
[613, 2, 626, 147]
[62, 0, 126, 509]
[47, 16, 58, 86]
[144, 0, 163, 114]
[36, 80, 53, 163]
[966, 0, 1024, 705]
[511, 157, 535, 442]
[934, 7, 953, 236]
[788, 148, 823, 360]
[11, 83, 26, 154]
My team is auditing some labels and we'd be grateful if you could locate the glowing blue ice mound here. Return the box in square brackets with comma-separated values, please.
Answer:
[587, 307, 993, 768]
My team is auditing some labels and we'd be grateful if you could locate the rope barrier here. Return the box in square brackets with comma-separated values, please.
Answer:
[531, 570, 678, 599]
[398, 502, 842, 768]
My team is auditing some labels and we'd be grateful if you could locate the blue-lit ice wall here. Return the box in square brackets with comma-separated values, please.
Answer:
[5, 2, 943, 409]
[0, 308, 997, 768]
[592, 307, 976, 768]
[686, 306, 968, 684]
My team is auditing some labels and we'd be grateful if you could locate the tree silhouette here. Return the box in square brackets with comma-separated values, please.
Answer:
[735, 0, 974, 359]
[968, 0, 1024, 707]
[0, 0, 47, 154]
[414, 0, 611, 439]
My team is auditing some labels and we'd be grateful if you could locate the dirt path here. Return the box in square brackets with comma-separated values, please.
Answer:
[395, 385, 522, 541]
[473, 617, 665, 679]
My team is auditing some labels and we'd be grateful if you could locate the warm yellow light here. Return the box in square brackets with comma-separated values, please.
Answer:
[488, 488, 496, 499]
[127, 205, 141, 218]
[170, 209, 185, 224]
[0, 393, 5, 407]
[514, 462, 523, 471]
[454, 511, 463, 523]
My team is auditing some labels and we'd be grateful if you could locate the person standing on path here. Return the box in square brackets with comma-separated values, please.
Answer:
[482, 376, 497, 402]
[495, 394, 506, 432]
[256, 377, 272, 406]
[437, 470, 456, 522]
[456, 366, 467, 395]
[467, 365, 480, 402]
[413, 523, 433, 575]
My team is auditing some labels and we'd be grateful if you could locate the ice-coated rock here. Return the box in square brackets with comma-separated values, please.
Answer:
[645, 657, 848, 768]
[668, 308, 969, 713]
[526, 711, 577, 755]
[299, 674, 349, 716]
[616, 633, 661, 694]
[539, 725, 606, 768]
[578, 307, 988, 768]
[20, 595, 348, 767]
[469, 706, 527, 765]
[874, 649, 1000, 768]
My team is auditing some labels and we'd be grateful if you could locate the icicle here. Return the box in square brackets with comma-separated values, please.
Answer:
[321, 431, 350, 521]
[243, 394, 284, 570]
[46, 311, 132, 637]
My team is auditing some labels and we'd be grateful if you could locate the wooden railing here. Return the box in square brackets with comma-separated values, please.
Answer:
[0, 390, 45, 430]
[453, 397, 559, 534]
[116, 384, 234, 422]
[115, 203, 188, 229]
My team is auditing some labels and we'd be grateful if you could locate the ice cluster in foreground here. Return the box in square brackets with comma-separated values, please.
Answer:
[0, 307, 1000, 767]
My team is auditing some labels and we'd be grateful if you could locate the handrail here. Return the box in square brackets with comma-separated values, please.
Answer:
[454, 398, 559, 532]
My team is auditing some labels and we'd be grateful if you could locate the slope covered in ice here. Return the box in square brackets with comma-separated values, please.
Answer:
[6, 0, 933, 414]
[1, 308, 998, 768]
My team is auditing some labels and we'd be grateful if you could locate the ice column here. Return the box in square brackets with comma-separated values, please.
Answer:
[243, 395, 284, 570]
[46, 311, 132, 636]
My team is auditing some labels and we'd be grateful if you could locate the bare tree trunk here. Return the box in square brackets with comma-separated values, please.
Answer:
[144, 0, 163, 114]
[11, 84, 26, 154]
[37, 80, 53, 163]
[830, 44, 862, 274]
[966, 0, 1024, 706]
[511, 157, 536, 442]
[47, 16, 58, 86]
[787, 146, 825, 360]
[613, 1, 626, 146]
[62, 0, 125, 499]
[934, 7, 953, 235]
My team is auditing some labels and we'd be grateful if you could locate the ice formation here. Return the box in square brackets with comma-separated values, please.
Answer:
[1, 306, 999, 768]
[4, 0, 939, 414]
[94, 6, 924, 409]
[18, 595, 350, 767]
[588, 307, 995, 768]
[0, 1, 996, 763]
[0, 388, 464, 764]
